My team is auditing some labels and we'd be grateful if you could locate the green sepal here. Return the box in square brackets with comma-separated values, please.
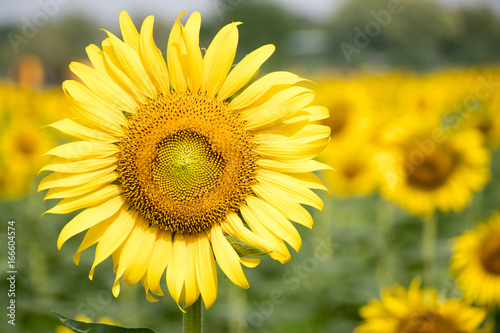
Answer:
[52, 311, 157, 333]
[224, 234, 269, 257]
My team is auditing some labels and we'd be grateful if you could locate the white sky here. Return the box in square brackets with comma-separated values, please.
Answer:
[0, 0, 498, 28]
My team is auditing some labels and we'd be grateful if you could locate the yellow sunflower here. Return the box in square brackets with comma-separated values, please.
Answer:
[451, 213, 500, 306]
[0, 117, 54, 198]
[39, 11, 330, 310]
[356, 279, 490, 333]
[318, 138, 379, 196]
[376, 126, 490, 216]
[315, 78, 372, 142]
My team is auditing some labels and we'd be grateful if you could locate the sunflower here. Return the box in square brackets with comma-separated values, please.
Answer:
[318, 138, 379, 196]
[315, 78, 372, 142]
[356, 279, 490, 333]
[39, 11, 330, 309]
[375, 127, 490, 216]
[0, 117, 54, 198]
[450, 213, 500, 306]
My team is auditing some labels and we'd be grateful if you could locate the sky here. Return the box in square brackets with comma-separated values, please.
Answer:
[1, 0, 499, 29]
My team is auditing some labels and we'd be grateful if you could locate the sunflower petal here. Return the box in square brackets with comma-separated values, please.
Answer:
[257, 169, 324, 210]
[102, 29, 157, 98]
[240, 86, 315, 130]
[240, 257, 260, 268]
[44, 185, 120, 215]
[119, 11, 140, 52]
[183, 234, 200, 308]
[229, 71, 303, 110]
[210, 224, 249, 289]
[69, 62, 139, 114]
[167, 16, 188, 91]
[45, 119, 117, 143]
[195, 232, 217, 309]
[202, 22, 241, 97]
[43, 172, 117, 200]
[118, 220, 158, 286]
[86, 44, 106, 73]
[38, 166, 116, 191]
[245, 196, 301, 252]
[63, 80, 127, 133]
[240, 203, 291, 263]
[146, 230, 172, 296]
[182, 12, 203, 93]
[56, 195, 125, 250]
[167, 233, 187, 307]
[253, 182, 313, 228]
[38, 156, 116, 174]
[73, 220, 110, 265]
[43, 141, 116, 160]
[139, 16, 170, 95]
[223, 213, 272, 254]
[90, 207, 137, 279]
[218, 44, 275, 100]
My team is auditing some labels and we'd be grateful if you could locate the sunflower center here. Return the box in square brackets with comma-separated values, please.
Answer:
[480, 235, 500, 275]
[153, 131, 225, 200]
[406, 147, 457, 190]
[324, 101, 348, 136]
[117, 91, 258, 234]
[342, 162, 361, 179]
[16, 135, 35, 155]
[397, 311, 457, 333]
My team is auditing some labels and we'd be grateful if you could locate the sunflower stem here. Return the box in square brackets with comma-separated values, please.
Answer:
[376, 197, 394, 286]
[183, 298, 203, 333]
[422, 214, 437, 286]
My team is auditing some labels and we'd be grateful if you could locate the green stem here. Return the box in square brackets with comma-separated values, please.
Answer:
[183, 298, 203, 333]
[376, 198, 394, 286]
[422, 215, 437, 286]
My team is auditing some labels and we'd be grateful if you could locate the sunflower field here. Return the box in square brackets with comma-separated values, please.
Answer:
[2, 1, 500, 333]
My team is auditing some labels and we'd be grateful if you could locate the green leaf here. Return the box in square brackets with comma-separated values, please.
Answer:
[224, 234, 269, 257]
[52, 311, 157, 333]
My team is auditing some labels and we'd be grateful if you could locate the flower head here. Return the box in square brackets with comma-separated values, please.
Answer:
[356, 279, 489, 333]
[451, 213, 500, 306]
[376, 126, 489, 216]
[39, 11, 330, 309]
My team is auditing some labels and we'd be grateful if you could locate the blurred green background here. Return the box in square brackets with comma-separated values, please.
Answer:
[1, 0, 500, 332]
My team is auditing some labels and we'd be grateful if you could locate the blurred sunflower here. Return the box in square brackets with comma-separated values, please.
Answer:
[0, 118, 54, 198]
[376, 127, 490, 216]
[451, 213, 500, 306]
[39, 11, 330, 309]
[318, 138, 379, 196]
[315, 78, 371, 142]
[441, 69, 500, 150]
[356, 279, 490, 333]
